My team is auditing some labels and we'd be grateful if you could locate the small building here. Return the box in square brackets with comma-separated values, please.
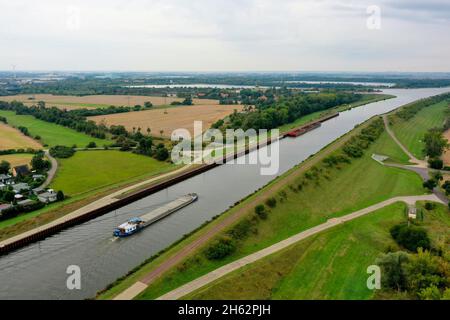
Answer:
[0, 174, 12, 184]
[12, 165, 30, 177]
[37, 189, 58, 204]
[12, 183, 31, 194]
[17, 199, 36, 207]
[32, 174, 45, 181]
[408, 206, 417, 220]
[0, 203, 12, 213]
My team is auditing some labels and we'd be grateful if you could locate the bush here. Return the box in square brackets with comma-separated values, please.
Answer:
[423, 179, 437, 191]
[428, 158, 443, 170]
[204, 236, 236, 260]
[86, 142, 97, 148]
[424, 202, 435, 211]
[390, 224, 431, 252]
[265, 197, 277, 208]
[49, 146, 75, 159]
[56, 190, 65, 201]
[254, 204, 267, 219]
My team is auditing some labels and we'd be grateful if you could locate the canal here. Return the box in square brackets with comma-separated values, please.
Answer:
[0, 88, 449, 299]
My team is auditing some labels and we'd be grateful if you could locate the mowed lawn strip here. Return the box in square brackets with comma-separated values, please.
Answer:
[185, 203, 406, 300]
[391, 100, 449, 159]
[0, 122, 42, 150]
[49, 150, 175, 197]
[0, 110, 110, 147]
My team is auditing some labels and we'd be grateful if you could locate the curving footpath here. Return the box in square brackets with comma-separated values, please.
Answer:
[114, 194, 443, 300]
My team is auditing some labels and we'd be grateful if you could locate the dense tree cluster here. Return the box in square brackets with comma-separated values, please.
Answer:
[214, 92, 362, 131]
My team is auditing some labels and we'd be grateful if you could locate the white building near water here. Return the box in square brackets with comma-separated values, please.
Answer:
[37, 189, 58, 203]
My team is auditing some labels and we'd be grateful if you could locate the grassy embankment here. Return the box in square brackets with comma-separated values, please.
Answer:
[390, 100, 449, 160]
[187, 202, 450, 300]
[278, 93, 394, 134]
[0, 110, 111, 147]
[97, 115, 425, 300]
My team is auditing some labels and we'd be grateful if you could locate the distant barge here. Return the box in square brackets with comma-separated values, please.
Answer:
[113, 193, 198, 237]
[286, 113, 339, 138]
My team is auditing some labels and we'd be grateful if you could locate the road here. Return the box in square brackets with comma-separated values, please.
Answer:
[114, 194, 442, 300]
[35, 150, 58, 191]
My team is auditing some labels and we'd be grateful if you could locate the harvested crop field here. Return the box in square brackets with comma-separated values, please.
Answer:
[0, 123, 42, 150]
[0, 154, 34, 168]
[89, 104, 243, 137]
[0, 94, 219, 110]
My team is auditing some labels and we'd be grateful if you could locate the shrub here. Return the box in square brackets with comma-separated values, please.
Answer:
[49, 146, 75, 159]
[265, 197, 277, 208]
[390, 224, 431, 252]
[424, 202, 435, 211]
[428, 158, 443, 170]
[254, 205, 267, 219]
[423, 179, 437, 191]
[204, 236, 236, 260]
[86, 142, 97, 148]
[228, 219, 254, 239]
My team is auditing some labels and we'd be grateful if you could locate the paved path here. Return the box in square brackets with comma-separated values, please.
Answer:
[0, 165, 192, 249]
[113, 194, 443, 300]
[36, 150, 58, 191]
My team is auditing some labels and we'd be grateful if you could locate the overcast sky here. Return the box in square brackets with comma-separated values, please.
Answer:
[1, 0, 449, 72]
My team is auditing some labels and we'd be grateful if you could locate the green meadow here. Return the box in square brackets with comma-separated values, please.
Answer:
[0, 110, 111, 147]
[391, 100, 448, 159]
[50, 150, 175, 197]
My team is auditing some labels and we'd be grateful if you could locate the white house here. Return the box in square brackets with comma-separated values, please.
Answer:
[37, 189, 58, 204]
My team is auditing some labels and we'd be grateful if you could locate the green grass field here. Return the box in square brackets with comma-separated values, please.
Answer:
[188, 202, 450, 300]
[391, 100, 448, 159]
[0, 110, 111, 147]
[50, 150, 175, 197]
[131, 124, 426, 300]
[187, 203, 406, 300]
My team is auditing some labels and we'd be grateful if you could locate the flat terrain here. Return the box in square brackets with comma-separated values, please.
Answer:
[89, 104, 243, 138]
[49, 150, 175, 196]
[186, 201, 450, 300]
[134, 129, 425, 300]
[186, 203, 406, 300]
[0, 110, 110, 147]
[391, 100, 448, 159]
[0, 153, 34, 167]
[0, 122, 42, 150]
[97, 119, 426, 300]
[0, 94, 219, 110]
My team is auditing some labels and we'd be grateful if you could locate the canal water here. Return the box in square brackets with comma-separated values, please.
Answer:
[0, 88, 449, 299]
